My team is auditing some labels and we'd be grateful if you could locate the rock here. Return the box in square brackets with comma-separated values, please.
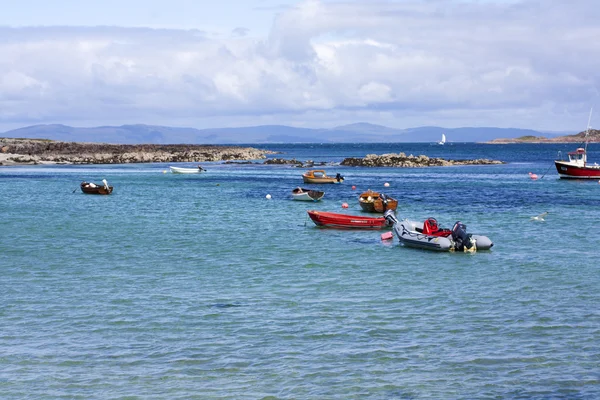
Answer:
[340, 152, 503, 167]
[0, 138, 274, 165]
[263, 158, 303, 166]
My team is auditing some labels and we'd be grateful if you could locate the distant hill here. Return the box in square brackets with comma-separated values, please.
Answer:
[489, 129, 600, 143]
[1, 123, 569, 144]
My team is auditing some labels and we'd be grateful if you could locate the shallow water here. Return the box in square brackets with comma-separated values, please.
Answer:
[1, 143, 599, 399]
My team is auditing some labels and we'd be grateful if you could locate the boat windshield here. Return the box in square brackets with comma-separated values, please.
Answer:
[568, 150, 586, 163]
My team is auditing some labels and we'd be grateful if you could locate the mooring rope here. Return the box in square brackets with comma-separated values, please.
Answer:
[539, 163, 555, 180]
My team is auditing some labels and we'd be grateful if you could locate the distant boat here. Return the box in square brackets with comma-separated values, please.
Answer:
[554, 108, 600, 179]
[169, 166, 206, 174]
[358, 190, 398, 213]
[80, 179, 113, 195]
[438, 133, 447, 145]
[302, 170, 344, 184]
[291, 187, 325, 202]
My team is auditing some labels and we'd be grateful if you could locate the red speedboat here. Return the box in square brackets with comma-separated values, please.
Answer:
[307, 210, 390, 230]
[555, 109, 600, 179]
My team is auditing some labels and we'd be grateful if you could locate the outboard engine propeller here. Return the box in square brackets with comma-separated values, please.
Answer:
[451, 221, 475, 251]
[383, 209, 398, 226]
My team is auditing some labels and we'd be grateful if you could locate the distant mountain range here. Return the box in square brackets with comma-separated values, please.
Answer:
[0, 123, 574, 144]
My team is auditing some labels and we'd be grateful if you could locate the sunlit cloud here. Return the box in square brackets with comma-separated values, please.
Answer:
[1, 0, 599, 132]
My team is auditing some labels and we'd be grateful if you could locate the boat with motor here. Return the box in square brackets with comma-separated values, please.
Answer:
[291, 187, 325, 202]
[302, 170, 344, 184]
[169, 166, 206, 174]
[554, 108, 600, 179]
[358, 190, 398, 213]
[383, 210, 493, 252]
[307, 210, 390, 229]
[80, 179, 113, 195]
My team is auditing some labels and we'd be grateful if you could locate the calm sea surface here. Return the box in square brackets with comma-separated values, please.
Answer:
[1, 143, 599, 399]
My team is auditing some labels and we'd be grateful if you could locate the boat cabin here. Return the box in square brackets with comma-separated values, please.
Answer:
[305, 170, 327, 178]
[567, 148, 587, 165]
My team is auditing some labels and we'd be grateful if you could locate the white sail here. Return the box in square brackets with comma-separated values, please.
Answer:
[438, 133, 446, 145]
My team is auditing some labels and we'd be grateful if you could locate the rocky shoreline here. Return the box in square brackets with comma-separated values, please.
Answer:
[0, 138, 505, 168]
[340, 153, 503, 167]
[0, 138, 273, 166]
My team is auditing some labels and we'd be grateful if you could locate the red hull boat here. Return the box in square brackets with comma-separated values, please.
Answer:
[307, 210, 390, 230]
[555, 109, 600, 179]
[554, 148, 600, 179]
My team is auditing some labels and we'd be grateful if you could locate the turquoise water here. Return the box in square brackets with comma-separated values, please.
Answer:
[1, 143, 599, 399]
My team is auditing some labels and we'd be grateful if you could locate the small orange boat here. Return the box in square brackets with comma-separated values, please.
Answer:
[358, 190, 398, 213]
[302, 170, 344, 184]
[307, 210, 390, 230]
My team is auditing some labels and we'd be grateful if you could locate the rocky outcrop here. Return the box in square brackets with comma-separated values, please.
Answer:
[340, 153, 504, 167]
[263, 158, 304, 166]
[0, 138, 273, 166]
[262, 158, 331, 168]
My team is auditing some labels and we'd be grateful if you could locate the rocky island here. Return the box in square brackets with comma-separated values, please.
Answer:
[488, 129, 600, 144]
[0, 138, 272, 166]
[340, 153, 503, 167]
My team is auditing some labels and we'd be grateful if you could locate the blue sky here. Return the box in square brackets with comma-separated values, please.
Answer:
[1, 0, 599, 133]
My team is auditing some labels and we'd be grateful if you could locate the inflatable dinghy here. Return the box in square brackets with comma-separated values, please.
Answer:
[383, 211, 493, 252]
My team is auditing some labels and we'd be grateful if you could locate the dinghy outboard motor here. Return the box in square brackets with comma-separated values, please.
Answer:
[335, 173, 344, 182]
[383, 209, 398, 226]
[451, 221, 475, 251]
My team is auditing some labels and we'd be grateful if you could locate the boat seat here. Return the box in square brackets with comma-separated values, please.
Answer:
[423, 218, 453, 237]
[423, 218, 439, 235]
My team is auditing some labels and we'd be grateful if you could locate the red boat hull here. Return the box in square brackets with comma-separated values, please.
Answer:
[555, 161, 600, 179]
[307, 210, 388, 230]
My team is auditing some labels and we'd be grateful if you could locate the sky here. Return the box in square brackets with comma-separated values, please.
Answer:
[1, 0, 599, 133]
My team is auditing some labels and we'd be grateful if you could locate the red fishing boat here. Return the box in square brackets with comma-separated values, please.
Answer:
[555, 109, 600, 179]
[307, 210, 390, 230]
[554, 147, 600, 179]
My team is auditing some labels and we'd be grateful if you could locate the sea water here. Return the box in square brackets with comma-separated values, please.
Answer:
[1, 143, 599, 399]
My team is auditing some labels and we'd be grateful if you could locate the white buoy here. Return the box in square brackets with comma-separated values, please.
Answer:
[266, 194, 272, 199]
[384, 182, 390, 187]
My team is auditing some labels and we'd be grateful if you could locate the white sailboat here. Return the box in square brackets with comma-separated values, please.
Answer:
[438, 133, 446, 145]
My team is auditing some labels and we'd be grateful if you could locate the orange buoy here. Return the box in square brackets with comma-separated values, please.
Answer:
[341, 202, 349, 208]
[351, 185, 356, 190]
[529, 172, 538, 180]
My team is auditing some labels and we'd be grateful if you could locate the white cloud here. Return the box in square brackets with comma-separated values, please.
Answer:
[1, 0, 600, 132]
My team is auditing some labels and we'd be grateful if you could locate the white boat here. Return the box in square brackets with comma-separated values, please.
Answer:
[169, 166, 206, 174]
[291, 187, 325, 201]
[438, 133, 446, 145]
